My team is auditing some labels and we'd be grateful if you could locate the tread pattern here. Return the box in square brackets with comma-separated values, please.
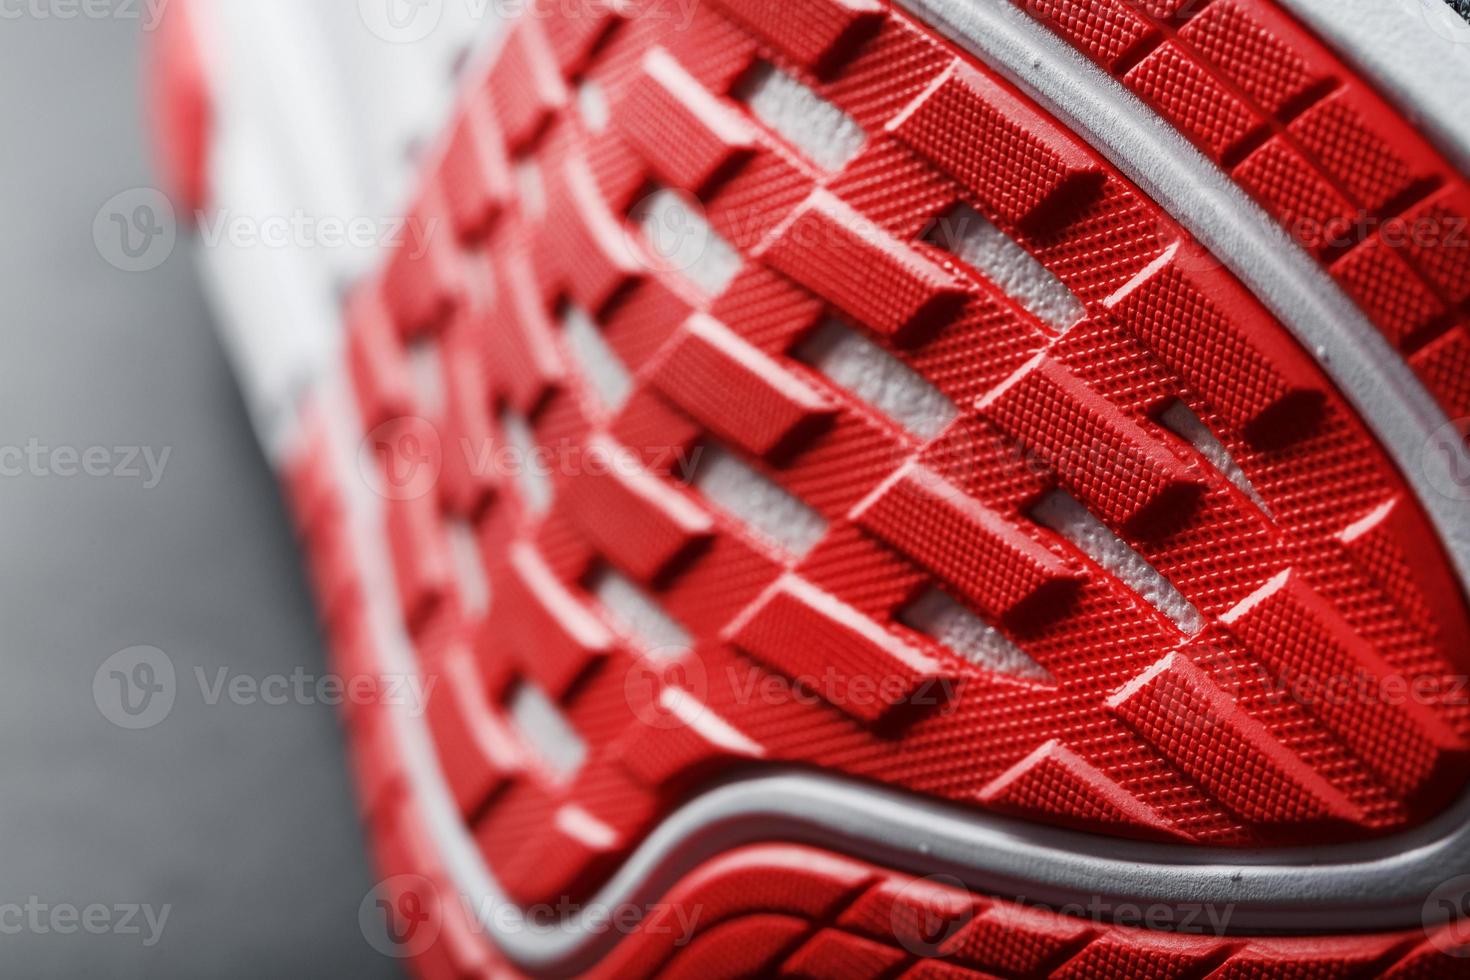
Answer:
[1017, 0, 1470, 431]
[315, 0, 1470, 914]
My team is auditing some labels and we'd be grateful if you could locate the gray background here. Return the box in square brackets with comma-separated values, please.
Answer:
[0, 12, 401, 979]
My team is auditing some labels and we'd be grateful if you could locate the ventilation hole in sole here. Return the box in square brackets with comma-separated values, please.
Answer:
[1158, 400, 1272, 517]
[690, 444, 827, 558]
[515, 156, 546, 221]
[507, 680, 586, 780]
[561, 302, 632, 412]
[1032, 489, 1203, 636]
[901, 587, 1050, 681]
[794, 318, 957, 440]
[406, 336, 447, 417]
[735, 60, 867, 171]
[927, 203, 1086, 332]
[630, 187, 743, 296]
[576, 79, 609, 133]
[447, 517, 490, 616]
[590, 564, 691, 659]
[500, 407, 553, 514]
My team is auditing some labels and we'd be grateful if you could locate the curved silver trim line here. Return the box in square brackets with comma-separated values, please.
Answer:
[299, 0, 1470, 974]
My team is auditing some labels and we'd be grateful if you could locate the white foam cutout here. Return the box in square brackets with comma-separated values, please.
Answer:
[930, 203, 1086, 332]
[591, 567, 691, 659]
[447, 518, 490, 616]
[507, 681, 586, 780]
[561, 304, 632, 412]
[902, 588, 1049, 681]
[795, 319, 957, 440]
[1159, 401, 1272, 518]
[500, 408, 553, 513]
[515, 156, 546, 220]
[736, 61, 866, 171]
[692, 445, 827, 558]
[631, 188, 742, 296]
[407, 337, 447, 416]
[1033, 489, 1204, 636]
[576, 79, 609, 133]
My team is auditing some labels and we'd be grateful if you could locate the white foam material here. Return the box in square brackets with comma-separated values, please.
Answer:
[736, 61, 867, 171]
[447, 518, 490, 616]
[577, 79, 610, 133]
[508, 681, 586, 780]
[500, 408, 553, 513]
[1033, 489, 1204, 636]
[407, 337, 447, 416]
[1159, 401, 1271, 517]
[591, 567, 691, 659]
[632, 189, 742, 296]
[692, 445, 827, 557]
[515, 156, 547, 220]
[561, 304, 633, 411]
[902, 588, 1050, 681]
[932, 203, 1086, 332]
[795, 319, 957, 440]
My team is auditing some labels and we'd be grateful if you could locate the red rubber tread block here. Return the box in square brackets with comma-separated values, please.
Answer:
[381, 188, 459, 338]
[888, 62, 1103, 229]
[724, 573, 944, 725]
[781, 928, 909, 979]
[709, 0, 885, 77]
[1106, 652, 1364, 828]
[385, 492, 454, 636]
[977, 351, 1205, 533]
[941, 902, 1094, 976]
[1124, 41, 1265, 165]
[978, 739, 1187, 842]
[852, 460, 1084, 626]
[484, 18, 568, 151]
[1219, 569, 1465, 798]
[1175, 0, 1334, 117]
[1023, 0, 1159, 73]
[1286, 86, 1430, 215]
[547, 154, 644, 315]
[559, 435, 715, 583]
[477, 542, 615, 699]
[437, 105, 512, 243]
[346, 288, 414, 431]
[541, 0, 624, 76]
[659, 915, 810, 980]
[1103, 245, 1324, 446]
[1332, 234, 1450, 347]
[1410, 324, 1470, 420]
[649, 313, 835, 460]
[838, 877, 980, 956]
[616, 47, 757, 197]
[490, 250, 566, 415]
[425, 648, 523, 817]
[1233, 135, 1358, 258]
[1399, 185, 1470, 306]
[616, 691, 763, 787]
[757, 188, 969, 346]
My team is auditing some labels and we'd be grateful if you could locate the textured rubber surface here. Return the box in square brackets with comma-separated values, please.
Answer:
[1013, 0, 1470, 427]
[177, 0, 1470, 973]
[338, 0, 1470, 890]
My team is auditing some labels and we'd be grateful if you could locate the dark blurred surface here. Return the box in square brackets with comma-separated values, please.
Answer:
[0, 13, 400, 979]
